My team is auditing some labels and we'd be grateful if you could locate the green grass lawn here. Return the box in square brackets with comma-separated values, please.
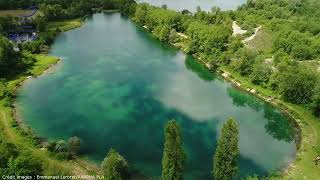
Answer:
[29, 54, 60, 76]
[6, 55, 59, 94]
[47, 18, 83, 32]
[0, 10, 33, 17]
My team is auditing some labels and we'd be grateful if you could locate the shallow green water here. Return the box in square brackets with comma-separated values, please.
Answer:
[137, 0, 246, 11]
[16, 13, 296, 179]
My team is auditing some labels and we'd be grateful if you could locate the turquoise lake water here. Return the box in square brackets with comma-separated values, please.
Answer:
[16, 13, 296, 179]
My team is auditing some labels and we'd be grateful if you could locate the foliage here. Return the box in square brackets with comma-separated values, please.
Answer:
[46, 137, 82, 160]
[101, 149, 129, 180]
[153, 25, 170, 41]
[186, 21, 231, 61]
[7, 153, 43, 176]
[0, 141, 18, 168]
[311, 82, 320, 117]
[0, 35, 19, 75]
[162, 120, 184, 180]
[213, 118, 239, 180]
[277, 65, 319, 104]
[250, 60, 272, 86]
[231, 49, 257, 76]
[244, 175, 259, 180]
[67, 136, 81, 155]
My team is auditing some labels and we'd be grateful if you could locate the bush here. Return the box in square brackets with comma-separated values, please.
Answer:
[101, 149, 129, 180]
[7, 153, 43, 176]
[311, 82, 320, 117]
[250, 61, 272, 86]
[277, 65, 319, 104]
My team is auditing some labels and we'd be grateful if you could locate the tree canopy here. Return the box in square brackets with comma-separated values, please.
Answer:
[162, 120, 185, 180]
[101, 149, 129, 180]
[213, 118, 239, 180]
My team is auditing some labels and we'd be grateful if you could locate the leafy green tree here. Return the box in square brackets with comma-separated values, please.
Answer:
[0, 35, 19, 76]
[232, 49, 256, 76]
[0, 24, 3, 34]
[277, 65, 319, 104]
[228, 37, 244, 53]
[0, 141, 18, 168]
[34, 16, 47, 32]
[162, 120, 184, 180]
[101, 149, 129, 180]
[186, 21, 231, 59]
[312, 82, 320, 117]
[133, 3, 148, 25]
[153, 25, 171, 41]
[7, 154, 43, 176]
[55, 140, 68, 152]
[161, 4, 167, 9]
[250, 61, 272, 86]
[213, 118, 239, 180]
[67, 136, 81, 155]
[0, 79, 6, 97]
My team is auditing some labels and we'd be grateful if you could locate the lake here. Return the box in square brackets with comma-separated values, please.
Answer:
[16, 13, 296, 179]
[136, 0, 246, 12]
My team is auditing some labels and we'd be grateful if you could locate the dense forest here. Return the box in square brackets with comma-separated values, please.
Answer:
[1, 0, 320, 179]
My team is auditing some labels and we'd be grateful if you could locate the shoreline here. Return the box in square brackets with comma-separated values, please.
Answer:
[9, 12, 317, 178]
[12, 16, 86, 132]
[6, 17, 102, 175]
[13, 58, 63, 130]
[142, 24, 306, 177]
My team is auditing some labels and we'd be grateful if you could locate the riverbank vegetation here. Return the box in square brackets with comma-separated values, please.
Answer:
[126, 0, 320, 179]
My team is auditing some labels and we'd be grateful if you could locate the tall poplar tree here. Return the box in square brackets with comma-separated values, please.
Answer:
[213, 118, 239, 180]
[162, 119, 185, 180]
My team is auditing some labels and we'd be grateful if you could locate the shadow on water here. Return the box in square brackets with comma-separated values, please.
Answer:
[227, 87, 295, 143]
[263, 106, 295, 143]
[185, 56, 216, 82]
[227, 87, 263, 112]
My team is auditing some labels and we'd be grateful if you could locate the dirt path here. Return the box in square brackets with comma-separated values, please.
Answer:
[1, 111, 14, 139]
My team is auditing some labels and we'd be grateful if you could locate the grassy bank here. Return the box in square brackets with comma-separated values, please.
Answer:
[47, 18, 84, 32]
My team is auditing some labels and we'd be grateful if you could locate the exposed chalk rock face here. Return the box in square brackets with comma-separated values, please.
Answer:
[232, 21, 247, 36]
